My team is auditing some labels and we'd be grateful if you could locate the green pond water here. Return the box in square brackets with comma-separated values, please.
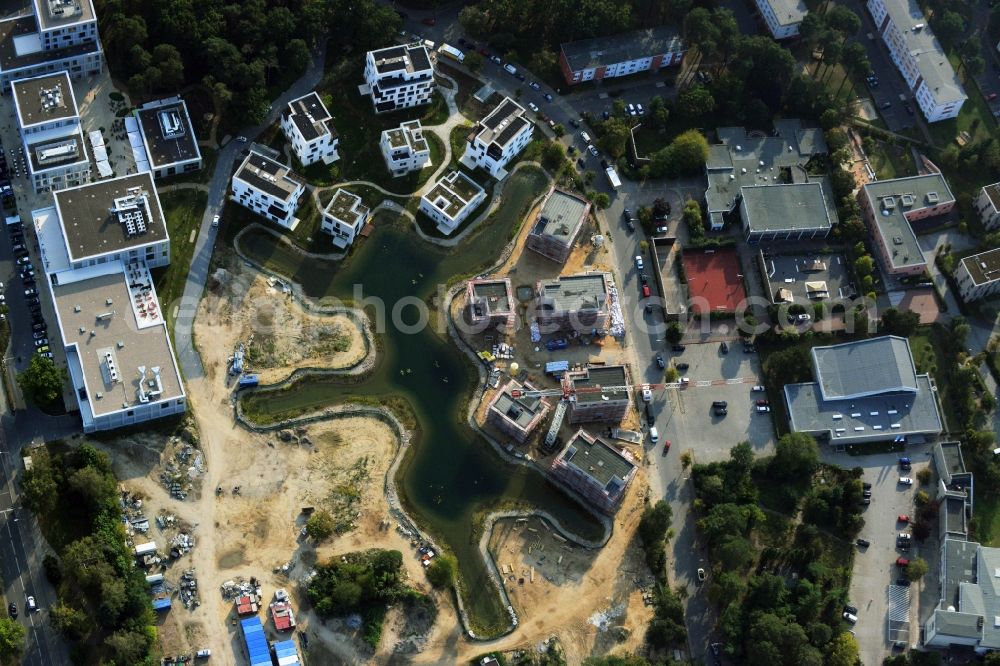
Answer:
[238, 168, 605, 633]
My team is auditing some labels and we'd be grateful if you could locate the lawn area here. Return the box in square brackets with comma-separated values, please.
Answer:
[928, 53, 999, 148]
[909, 326, 958, 432]
[814, 62, 865, 107]
[449, 124, 472, 168]
[868, 140, 916, 180]
[630, 124, 671, 159]
[153, 189, 207, 333]
[289, 192, 323, 250]
[975, 491, 1000, 547]
[437, 62, 485, 115]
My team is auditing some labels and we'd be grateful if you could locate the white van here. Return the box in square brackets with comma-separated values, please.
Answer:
[580, 130, 591, 143]
[503, 63, 517, 76]
[649, 427, 659, 444]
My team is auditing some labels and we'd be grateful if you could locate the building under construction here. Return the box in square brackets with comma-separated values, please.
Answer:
[466, 277, 516, 333]
[566, 364, 630, 424]
[486, 379, 551, 444]
[535, 273, 611, 334]
[549, 429, 637, 514]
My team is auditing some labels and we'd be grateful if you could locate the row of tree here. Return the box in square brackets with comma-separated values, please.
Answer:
[22, 444, 156, 664]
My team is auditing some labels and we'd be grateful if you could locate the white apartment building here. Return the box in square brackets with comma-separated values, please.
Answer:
[321, 188, 370, 249]
[753, 0, 808, 39]
[32, 172, 185, 433]
[231, 150, 305, 230]
[955, 247, 1000, 303]
[975, 183, 1000, 231]
[131, 97, 202, 179]
[380, 120, 430, 176]
[0, 0, 103, 91]
[280, 91, 339, 167]
[867, 0, 966, 122]
[460, 97, 533, 180]
[364, 42, 435, 114]
[12, 71, 90, 193]
[419, 170, 486, 235]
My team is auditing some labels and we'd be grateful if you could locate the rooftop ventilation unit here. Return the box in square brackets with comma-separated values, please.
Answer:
[926, 191, 940, 204]
[900, 193, 915, 207]
[883, 196, 897, 210]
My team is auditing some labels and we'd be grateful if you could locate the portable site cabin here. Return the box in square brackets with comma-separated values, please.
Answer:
[241, 617, 271, 666]
[134, 542, 157, 556]
[272, 638, 302, 666]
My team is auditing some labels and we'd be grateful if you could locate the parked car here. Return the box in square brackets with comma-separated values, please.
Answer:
[712, 401, 728, 409]
[33, 338, 47, 347]
[587, 144, 598, 157]
[641, 284, 651, 298]
[32, 331, 45, 340]
[988, 93, 998, 101]
[6, 603, 14, 618]
[896, 557, 909, 567]
[714, 407, 728, 416]
[636, 103, 644, 116]
[719, 341, 729, 353]
[843, 612, 858, 624]
[662, 440, 671, 455]
[634, 255, 644, 271]
[898, 514, 910, 523]
[898, 456, 911, 468]
[756, 405, 771, 413]
[543, 93, 553, 102]
[528, 81, 541, 91]
[676, 362, 689, 371]
[641, 385, 652, 402]
[898, 477, 913, 486]
[697, 568, 706, 582]
[627, 103, 636, 116]
[844, 604, 858, 615]
[545, 337, 568, 351]
[625, 217, 635, 232]
[862, 482, 872, 490]
[212, 214, 220, 227]
[855, 538, 870, 548]
[896, 577, 911, 587]
[527, 102, 539, 113]
[25, 596, 35, 612]
[24, 287, 36, 297]
[751, 384, 765, 392]
[655, 354, 665, 369]
[756, 399, 769, 406]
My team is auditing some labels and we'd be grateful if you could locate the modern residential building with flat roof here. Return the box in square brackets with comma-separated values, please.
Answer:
[363, 43, 435, 114]
[867, 0, 966, 122]
[567, 365, 630, 424]
[486, 379, 550, 444]
[784, 336, 943, 445]
[705, 120, 828, 230]
[535, 273, 611, 334]
[466, 278, 516, 332]
[33, 171, 185, 433]
[858, 173, 955, 276]
[132, 97, 202, 180]
[526, 186, 591, 263]
[320, 188, 370, 249]
[42, 172, 169, 270]
[12, 70, 90, 193]
[738, 182, 835, 243]
[461, 97, 533, 180]
[549, 429, 637, 514]
[280, 91, 339, 167]
[231, 150, 305, 230]
[558, 27, 686, 86]
[380, 120, 429, 176]
[0, 0, 102, 92]
[418, 170, 486, 235]
[753, 0, 808, 39]
[955, 247, 1000, 303]
[975, 183, 1000, 231]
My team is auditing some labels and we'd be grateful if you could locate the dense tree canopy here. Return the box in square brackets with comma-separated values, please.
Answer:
[18, 353, 67, 408]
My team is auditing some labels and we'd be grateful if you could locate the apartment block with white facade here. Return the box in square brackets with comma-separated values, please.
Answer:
[380, 120, 430, 176]
[955, 248, 1000, 303]
[867, 0, 966, 122]
[975, 183, 1000, 231]
[364, 43, 435, 114]
[231, 150, 305, 230]
[0, 0, 103, 91]
[280, 91, 339, 167]
[321, 188, 370, 249]
[12, 70, 90, 193]
[460, 97, 533, 180]
[31, 171, 185, 433]
[753, 0, 808, 39]
[419, 170, 486, 235]
[558, 27, 686, 86]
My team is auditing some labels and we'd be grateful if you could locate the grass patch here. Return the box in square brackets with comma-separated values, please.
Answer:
[153, 189, 208, 331]
[449, 124, 472, 169]
[975, 490, 1000, 547]
[909, 326, 957, 431]
[868, 140, 916, 180]
[289, 193, 324, 251]
[630, 124, 671, 159]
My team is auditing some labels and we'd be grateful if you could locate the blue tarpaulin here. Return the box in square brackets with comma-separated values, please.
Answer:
[151, 597, 171, 611]
[545, 361, 569, 375]
[241, 617, 271, 666]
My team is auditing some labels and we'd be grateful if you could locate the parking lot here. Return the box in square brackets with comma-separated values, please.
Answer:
[759, 251, 855, 304]
[829, 448, 935, 665]
[659, 340, 775, 460]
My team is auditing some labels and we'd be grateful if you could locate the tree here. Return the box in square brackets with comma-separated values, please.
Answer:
[826, 6, 861, 40]
[880, 308, 920, 336]
[594, 193, 610, 210]
[0, 618, 24, 664]
[18, 353, 67, 408]
[648, 95, 669, 130]
[458, 6, 491, 38]
[305, 509, 335, 541]
[771, 433, 820, 480]
[598, 117, 631, 159]
[666, 130, 709, 176]
[665, 322, 684, 344]
[68, 466, 117, 517]
[284, 39, 311, 77]
[49, 602, 89, 639]
[426, 554, 456, 588]
[150, 44, 184, 90]
[528, 49, 558, 79]
[638, 502, 672, 550]
[22, 453, 56, 515]
[104, 629, 150, 665]
[676, 85, 715, 121]
[907, 557, 929, 582]
[763, 346, 812, 387]
[934, 10, 965, 47]
[839, 42, 870, 97]
[464, 51, 483, 73]
[541, 141, 566, 171]
[826, 632, 860, 666]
